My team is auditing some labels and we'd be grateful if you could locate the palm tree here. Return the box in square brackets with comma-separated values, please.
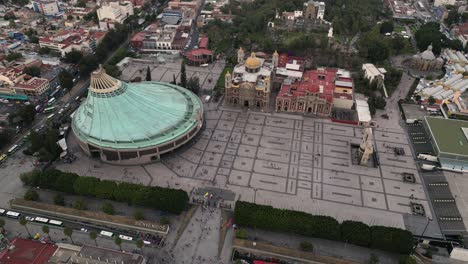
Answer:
[89, 231, 98, 246]
[0, 219, 5, 230]
[136, 239, 144, 250]
[19, 217, 31, 237]
[42, 225, 51, 242]
[63, 227, 74, 244]
[114, 236, 122, 251]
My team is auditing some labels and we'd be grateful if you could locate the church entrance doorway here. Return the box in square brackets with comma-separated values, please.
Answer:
[244, 101, 249, 107]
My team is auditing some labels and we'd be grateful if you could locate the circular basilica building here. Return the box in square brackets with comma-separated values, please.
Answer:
[71, 66, 203, 165]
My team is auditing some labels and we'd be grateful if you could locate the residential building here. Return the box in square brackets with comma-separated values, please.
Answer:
[32, 0, 61, 16]
[97, 1, 134, 28]
[276, 68, 353, 116]
[39, 29, 90, 57]
[224, 48, 272, 111]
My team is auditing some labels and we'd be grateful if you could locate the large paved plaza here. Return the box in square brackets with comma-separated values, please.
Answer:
[58, 105, 432, 229]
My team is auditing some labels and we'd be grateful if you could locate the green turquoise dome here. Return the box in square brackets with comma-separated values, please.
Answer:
[72, 67, 203, 151]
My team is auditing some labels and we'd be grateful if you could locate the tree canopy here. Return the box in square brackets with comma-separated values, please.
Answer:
[415, 22, 463, 54]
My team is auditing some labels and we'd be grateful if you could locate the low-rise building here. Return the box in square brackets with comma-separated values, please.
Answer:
[423, 116, 468, 172]
[39, 29, 90, 57]
[275, 67, 353, 116]
[0, 237, 57, 264]
[130, 24, 188, 53]
[11, 76, 51, 99]
[362, 63, 386, 84]
[49, 243, 146, 264]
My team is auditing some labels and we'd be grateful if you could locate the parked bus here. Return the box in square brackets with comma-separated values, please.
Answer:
[7, 145, 19, 154]
[417, 154, 438, 162]
[47, 114, 55, 120]
[44, 106, 56, 114]
[6, 211, 21, 219]
[99, 231, 114, 237]
[421, 164, 438, 171]
[47, 97, 56, 105]
[48, 219, 63, 226]
[35, 217, 49, 224]
[118, 234, 133, 241]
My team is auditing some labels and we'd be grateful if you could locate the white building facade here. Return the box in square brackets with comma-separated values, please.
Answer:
[97, 1, 134, 24]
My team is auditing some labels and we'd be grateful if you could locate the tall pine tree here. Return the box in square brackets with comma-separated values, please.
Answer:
[146, 66, 151, 81]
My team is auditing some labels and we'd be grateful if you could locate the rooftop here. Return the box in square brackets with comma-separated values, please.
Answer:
[0, 238, 57, 264]
[77, 245, 145, 264]
[13, 77, 48, 90]
[72, 68, 203, 150]
[425, 116, 468, 156]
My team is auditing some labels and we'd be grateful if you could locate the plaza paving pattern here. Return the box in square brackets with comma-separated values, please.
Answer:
[163, 109, 431, 228]
[59, 108, 432, 229]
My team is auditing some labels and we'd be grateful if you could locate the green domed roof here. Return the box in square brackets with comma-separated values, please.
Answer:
[72, 67, 203, 150]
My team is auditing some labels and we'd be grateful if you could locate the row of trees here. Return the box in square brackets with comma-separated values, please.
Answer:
[234, 201, 413, 254]
[24, 128, 62, 162]
[20, 169, 189, 214]
[61, 24, 130, 78]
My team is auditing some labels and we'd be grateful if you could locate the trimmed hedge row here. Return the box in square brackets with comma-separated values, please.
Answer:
[20, 169, 189, 214]
[234, 201, 413, 254]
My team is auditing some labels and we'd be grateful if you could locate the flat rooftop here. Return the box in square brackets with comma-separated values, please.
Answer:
[0, 238, 57, 264]
[425, 117, 468, 156]
[79, 245, 144, 264]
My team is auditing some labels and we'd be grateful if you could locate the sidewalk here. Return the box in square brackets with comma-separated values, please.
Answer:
[246, 228, 400, 264]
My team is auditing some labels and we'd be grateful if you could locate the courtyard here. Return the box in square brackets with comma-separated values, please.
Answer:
[58, 106, 432, 230]
[119, 57, 226, 94]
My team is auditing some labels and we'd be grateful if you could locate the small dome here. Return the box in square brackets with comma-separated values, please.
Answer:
[245, 52, 261, 69]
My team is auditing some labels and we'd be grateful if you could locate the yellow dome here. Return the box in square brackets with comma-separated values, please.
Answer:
[245, 52, 261, 68]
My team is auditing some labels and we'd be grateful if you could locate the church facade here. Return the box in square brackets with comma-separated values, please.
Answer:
[224, 48, 274, 111]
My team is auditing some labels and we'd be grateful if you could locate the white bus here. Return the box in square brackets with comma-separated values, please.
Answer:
[6, 211, 21, 219]
[417, 154, 438, 162]
[118, 234, 133, 241]
[35, 217, 49, 223]
[100, 231, 114, 237]
[143, 240, 151, 245]
[7, 144, 19, 154]
[47, 97, 56, 105]
[0, 208, 6, 215]
[48, 219, 63, 226]
[47, 114, 55, 120]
